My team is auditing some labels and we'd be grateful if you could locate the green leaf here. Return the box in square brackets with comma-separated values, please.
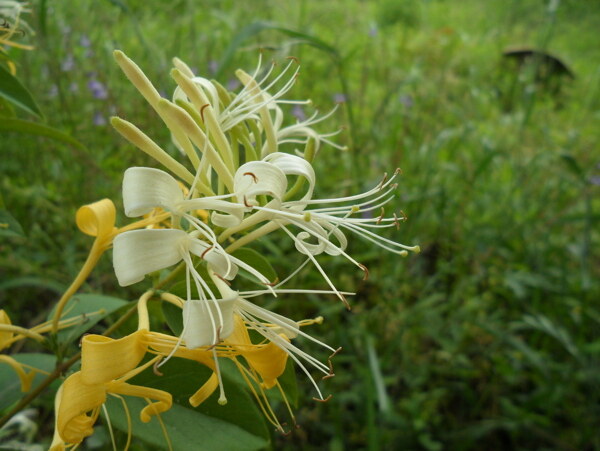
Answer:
[232, 247, 277, 284]
[129, 358, 270, 443]
[47, 294, 129, 345]
[0, 209, 25, 238]
[161, 301, 183, 336]
[105, 391, 268, 451]
[0, 276, 65, 294]
[0, 65, 42, 118]
[0, 118, 87, 151]
[0, 353, 56, 410]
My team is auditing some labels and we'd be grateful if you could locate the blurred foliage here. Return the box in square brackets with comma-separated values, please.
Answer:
[1, 0, 599, 449]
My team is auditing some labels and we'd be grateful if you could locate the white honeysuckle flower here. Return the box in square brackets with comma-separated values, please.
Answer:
[112, 229, 237, 287]
[123, 166, 244, 228]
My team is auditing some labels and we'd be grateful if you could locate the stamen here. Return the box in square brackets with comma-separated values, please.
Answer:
[358, 263, 369, 281]
[200, 104, 210, 122]
[153, 358, 164, 376]
[243, 171, 258, 183]
[200, 245, 214, 260]
[213, 347, 228, 405]
[243, 196, 253, 208]
[376, 207, 385, 225]
[263, 277, 280, 287]
[393, 213, 400, 230]
[286, 56, 300, 64]
[313, 394, 333, 403]
[377, 173, 389, 190]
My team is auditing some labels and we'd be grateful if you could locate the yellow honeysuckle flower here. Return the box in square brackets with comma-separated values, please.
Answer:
[52, 330, 171, 449]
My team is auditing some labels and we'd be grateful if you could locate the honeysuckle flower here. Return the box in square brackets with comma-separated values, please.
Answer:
[51, 330, 171, 449]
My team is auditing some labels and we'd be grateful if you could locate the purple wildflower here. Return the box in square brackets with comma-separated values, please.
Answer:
[88, 80, 108, 99]
[333, 93, 347, 103]
[79, 34, 91, 47]
[93, 112, 106, 126]
[61, 54, 75, 72]
[291, 104, 306, 121]
[399, 94, 413, 108]
[208, 60, 219, 75]
[227, 78, 241, 91]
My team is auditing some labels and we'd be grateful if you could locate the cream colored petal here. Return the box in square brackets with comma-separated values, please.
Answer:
[264, 152, 315, 202]
[182, 296, 237, 348]
[122, 167, 184, 217]
[234, 161, 287, 204]
[113, 229, 186, 286]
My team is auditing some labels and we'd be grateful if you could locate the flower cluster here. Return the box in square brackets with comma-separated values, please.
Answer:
[50, 50, 419, 449]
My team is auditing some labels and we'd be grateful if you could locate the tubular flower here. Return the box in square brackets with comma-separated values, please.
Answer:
[51, 330, 172, 450]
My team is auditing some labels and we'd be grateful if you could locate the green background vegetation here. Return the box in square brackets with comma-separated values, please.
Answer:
[1, 0, 599, 449]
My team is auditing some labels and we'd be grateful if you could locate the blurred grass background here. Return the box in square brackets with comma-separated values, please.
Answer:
[2, 0, 600, 449]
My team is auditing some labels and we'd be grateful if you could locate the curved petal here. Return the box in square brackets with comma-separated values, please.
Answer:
[108, 381, 172, 423]
[113, 229, 186, 286]
[76, 199, 116, 238]
[182, 295, 237, 349]
[0, 309, 13, 349]
[225, 316, 288, 389]
[188, 239, 238, 280]
[57, 372, 104, 445]
[122, 167, 184, 217]
[264, 152, 315, 202]
[80, 331, 148, 385]
[234, 161, 287, 204]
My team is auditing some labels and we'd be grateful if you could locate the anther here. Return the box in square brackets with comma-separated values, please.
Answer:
[264, 277, 280, 287]
[200, 104, 210, 122]
[358, 263, 369, 281]
[243, 196, 253, 208]
[313, 394, 333, 403]
[329, 347, 342, 360]
[340, 293, 351, 311]
[243, 172, 258, 183]
[376, 207, 385, 225]
[153, 358, 164, 376]
[395, 167, 403, 176]
[377, 173, 389, 190]
[393, 213, 400, 230]
[200, 245, 214, 260]
[215, 273, 232, 286]
[286, 56, 300, 64]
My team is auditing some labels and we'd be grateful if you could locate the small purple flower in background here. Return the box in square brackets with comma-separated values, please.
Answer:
[69, 82, 79, 93]
[227, 78, 240, 91]
[292, 104, 306, 122]
[333, 93, 347, 103]
[589, 176, 600, 186]
[61, 54, 75, 72]
[93, 112, 106, 126]
[361, 206, 374, 220]
[399, 94, 413, 108]
[208, 60, 218, 75]
[88, 80, 108, 99]
[159, 90, 168, 99]
[79, 34, 91, 48]
[369, 25, 378, 37]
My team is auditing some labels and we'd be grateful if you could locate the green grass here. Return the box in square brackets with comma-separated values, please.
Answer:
[1, 0, 599, 449]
